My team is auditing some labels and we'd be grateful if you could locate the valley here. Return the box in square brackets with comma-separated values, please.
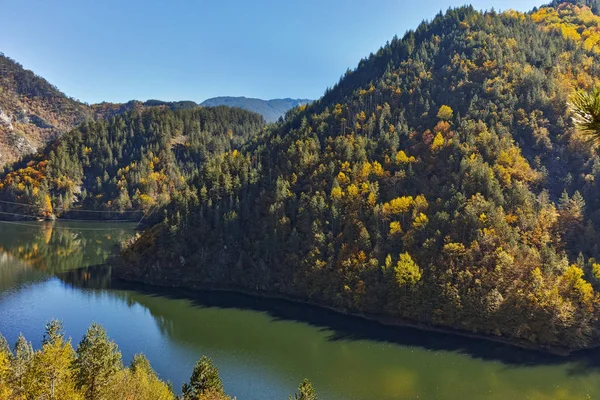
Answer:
[3, 0, 600, 399]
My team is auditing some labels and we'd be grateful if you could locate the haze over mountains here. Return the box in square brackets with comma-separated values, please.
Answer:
[200, 97, 312, 123]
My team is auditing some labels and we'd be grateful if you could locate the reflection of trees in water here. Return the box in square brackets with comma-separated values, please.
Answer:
[58, 264, 114, 290]
[58, 266, 182, 341]
[56, 263, 178, 337]
[53, 264, 600, 400]
[53, 269, 600, 371]
[57, 266, 178, 339]
[0, 252, 47, 291]
[0, 222, 135, 274]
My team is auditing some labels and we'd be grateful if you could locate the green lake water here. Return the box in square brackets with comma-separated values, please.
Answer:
[0, 220, 599, 399]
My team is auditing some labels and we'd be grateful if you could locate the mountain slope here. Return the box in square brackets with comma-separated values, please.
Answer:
[0, 54, 206, 168]
[0, 53, 303, 167]
[0, 106, 264, 217]
[200, 97, 311, 123]
[89, 99, 199, 119]
[0, 54, 92, 166]
[123, 2, 600, 352]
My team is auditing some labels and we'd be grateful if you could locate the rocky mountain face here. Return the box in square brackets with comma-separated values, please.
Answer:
[0, 54, 92, 166]
[0, 53, 310, 166]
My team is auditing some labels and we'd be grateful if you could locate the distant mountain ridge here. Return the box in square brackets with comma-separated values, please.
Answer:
[200, 96, 312, 122]
[0, 54, 305, 166]
[0, 54, 206, 167]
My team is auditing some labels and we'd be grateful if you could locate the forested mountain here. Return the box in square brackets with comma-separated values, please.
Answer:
[0, 53, 304, 175]
[0, 53, 213, 169]
[0, 106, 264, 217]
[201, 97, 312, 122]
[0, 54, 92, 166]
[90, 99, 199, 119]
[122, 1, 600, 352]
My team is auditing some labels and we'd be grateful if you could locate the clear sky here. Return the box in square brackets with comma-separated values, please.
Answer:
[0, 0, 543, 104]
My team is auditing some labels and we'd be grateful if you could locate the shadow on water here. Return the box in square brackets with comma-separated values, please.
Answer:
[55, 263, 600, 374]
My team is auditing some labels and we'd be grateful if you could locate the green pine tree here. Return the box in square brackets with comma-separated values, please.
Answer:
[0, 332, 10, 356]
[289, 378, 317, 400]
[182, 355, 224, 399]
[72, 323, 122, 400]
[12, 333, 34, 396]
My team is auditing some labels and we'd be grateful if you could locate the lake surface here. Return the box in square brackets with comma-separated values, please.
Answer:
[0, 220, 599, 399]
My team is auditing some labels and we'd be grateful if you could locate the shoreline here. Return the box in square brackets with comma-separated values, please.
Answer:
[113, 267, 581, 357]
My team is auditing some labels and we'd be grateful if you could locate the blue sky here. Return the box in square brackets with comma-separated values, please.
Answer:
[0, 0, 543, 104]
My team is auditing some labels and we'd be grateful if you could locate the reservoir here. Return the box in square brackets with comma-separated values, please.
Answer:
[0, 221, 598, 399]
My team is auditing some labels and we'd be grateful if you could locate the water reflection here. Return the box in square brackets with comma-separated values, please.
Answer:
[0, 221, 135, 273]
[0, 220, 134, 293]
[2, 222, 600, 400]
[57, 265, 600, 368]
[52, 265, 600, 400]
[0, 252, 46, 291]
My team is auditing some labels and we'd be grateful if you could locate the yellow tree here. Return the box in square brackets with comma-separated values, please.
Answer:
[560, 265, 595, 311]
[41, 194, 53, 218]
[32, 320, 81, 400]
[437, 105, 454, 121]
[430, 132, 445, 152]
[382, 196, 414, 216]
[0, 349, 12, 400]
[101, 354, 174, 400]
[394, 253, 422, 287]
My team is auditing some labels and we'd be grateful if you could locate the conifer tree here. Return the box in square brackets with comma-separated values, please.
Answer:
[11, 334, 34, 396]
[72, 323, 122, 400]
[35, 320, 79, 400]
[289, 379, 318, 400]
[182, 356, 224, 399]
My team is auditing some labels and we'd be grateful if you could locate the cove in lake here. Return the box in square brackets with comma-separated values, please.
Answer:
[0, 220, 599, 399]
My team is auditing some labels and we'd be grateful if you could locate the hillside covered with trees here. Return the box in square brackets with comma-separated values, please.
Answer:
[0, 54, 268, 175]
[0, 106, 264, 218]
[121, 0, 600, 352]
